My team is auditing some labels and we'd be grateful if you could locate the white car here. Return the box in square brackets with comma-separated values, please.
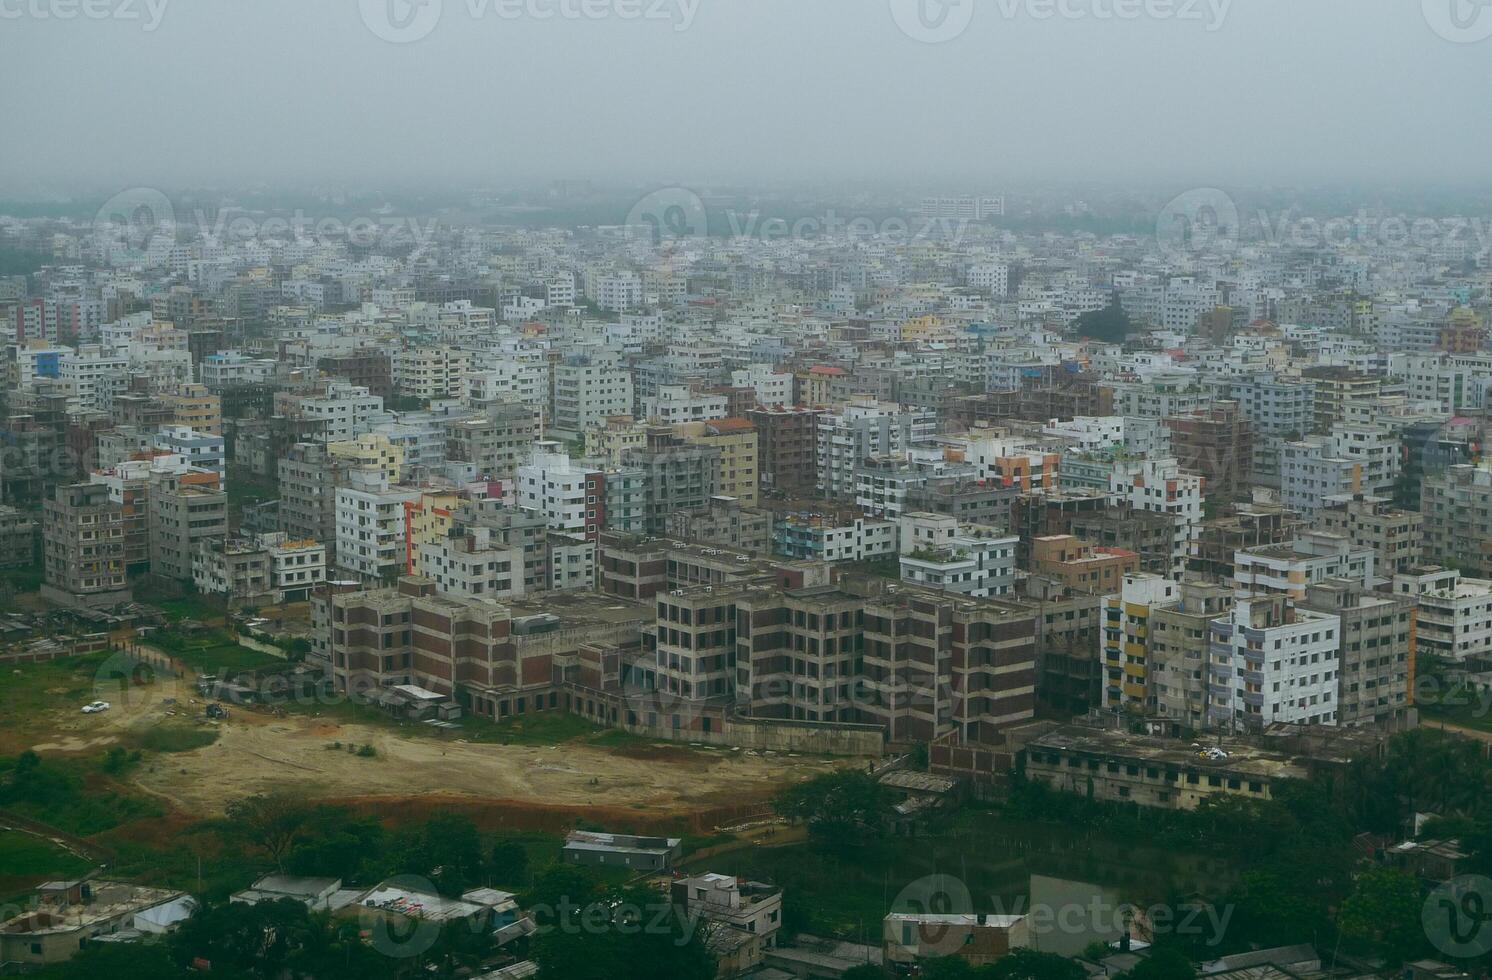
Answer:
[81, 701, 111, 714]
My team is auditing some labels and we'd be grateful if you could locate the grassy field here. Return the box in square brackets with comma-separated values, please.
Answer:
[148, 628, 283, 674]
[1420, 683, 1492, 733]
[0, 829, 92, 877]
[0, 829, 93, 904]
[0, 653, 111, 750]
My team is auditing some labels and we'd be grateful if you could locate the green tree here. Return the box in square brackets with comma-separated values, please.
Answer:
[986, 948, 1089, 980]
[32, 942, 188, 980]
[223, 794, 313, 872]
[772, 769, 894, 844]
[398, 812, 486, 895]
[1072, 295, 1133, 343]
[169, 898, 320, 978]
[1117, 947, 1196, 980]
[522, 864, 605, 926]
[489, 839, 530, 888]
[1338, 868, 1427, 966]
[842, 966, 888, 980]
[530, 883, 715, 980]
[285, 804, 385, 881]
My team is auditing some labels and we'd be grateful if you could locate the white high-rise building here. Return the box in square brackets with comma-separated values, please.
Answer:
[1209, 595, 1340, 728]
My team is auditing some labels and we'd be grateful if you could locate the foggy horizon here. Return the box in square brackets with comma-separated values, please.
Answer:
[4, 0, 1490, 193]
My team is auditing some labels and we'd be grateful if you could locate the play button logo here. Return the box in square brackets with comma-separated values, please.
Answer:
[360, 0, 442, 43]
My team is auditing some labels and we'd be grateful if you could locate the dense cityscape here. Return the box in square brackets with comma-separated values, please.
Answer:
[4, 2, 1492, 979]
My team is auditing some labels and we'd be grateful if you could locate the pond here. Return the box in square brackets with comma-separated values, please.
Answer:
[687, 813, 1238, 954]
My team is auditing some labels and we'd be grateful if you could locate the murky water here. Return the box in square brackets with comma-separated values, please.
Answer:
[690, 814, 1237, 952]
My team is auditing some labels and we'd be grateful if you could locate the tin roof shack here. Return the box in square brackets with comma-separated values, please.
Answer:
[231, 875, 346, 911]
[1388, 839, 1469, 883]
[352, 881, 494, 938]
[376, 683, 462, 721]
[884, 912, 1028, 971]
[0, 880, 191, 969]
[561, 831, 683, 871]
[879, 770, 960, 833]
[670, 873, 783, 975]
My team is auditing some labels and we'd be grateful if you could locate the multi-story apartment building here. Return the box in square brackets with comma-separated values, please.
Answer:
[1030, 534, 1139, 595]
[193, 537, 274, 607]
[1325, 424, 1400, 498]
[199, 350, 277, 390]
[1280, 438, 1363, 519]
[1301, 580, 1414, 730]
[1214, 374, 1315, 489]
[0, 505, 37, 568]
[41, 481, 129, 607]
[59, 345, 128, 413]
[1421, 464, 1492, 578]
[153, 426, 225, 479]
[1107, 458, 1204, 578]
[334, 467, 420, 583]
[1101, 573, 1178, 711]
[747, 406, 821, 495]
[444, 404, 538, 482]
[1149, 581, 1234, 729]
[677, 418, 759, 508]
[418, 517, 539, 602]
[262, 533, 327, 603]
[1066, 505, 1179, 578]
[518, 443, 607, 540]
[393, 346, 469, 401]
[664, 496, 773, 554]
[730, 365, 792, 409]
[279, 381, 386, 443]
[279, 442, 349, 560]
[623, 439, 720, 535]
[1234, 530, 1377, 600]
[327, 433, 404, 485]
[1302, 366, 1381, 433]
[148, 470, 228, 582]
[1394, 565, 1492, 666]
[773, 515, 897, 562]
[897, 513, 1017, 598]
[1191, 503, 1303, 584]
[550, 353, 633, 441]
[644, 385, 728, 426]
[816, 399, 936, 497]
[161, 383, 223, 435]
[1314, 493, 1422, 575]
[313, 577, 529, 708]
[584, 415, 647, 466]
[1208, 595, 1341, 728]
[318, 350, 393, 401]
[1165, 402, 1253, 506]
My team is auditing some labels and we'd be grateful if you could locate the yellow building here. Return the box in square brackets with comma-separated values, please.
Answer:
[1101, 573, 1178, 711]
[328, 433, 403, 485]
[161, 383, 222, 435]
[676, 418, 760, 508]
[403, 490, 463, 576]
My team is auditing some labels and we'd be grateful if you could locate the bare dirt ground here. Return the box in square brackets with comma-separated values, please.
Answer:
[123, 706, 847, 822]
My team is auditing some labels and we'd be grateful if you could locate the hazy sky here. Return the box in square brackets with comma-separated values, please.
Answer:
[2, 0, 1488, 193]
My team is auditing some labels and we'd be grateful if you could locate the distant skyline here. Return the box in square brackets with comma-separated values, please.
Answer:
[3, 0, 1490, 191]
